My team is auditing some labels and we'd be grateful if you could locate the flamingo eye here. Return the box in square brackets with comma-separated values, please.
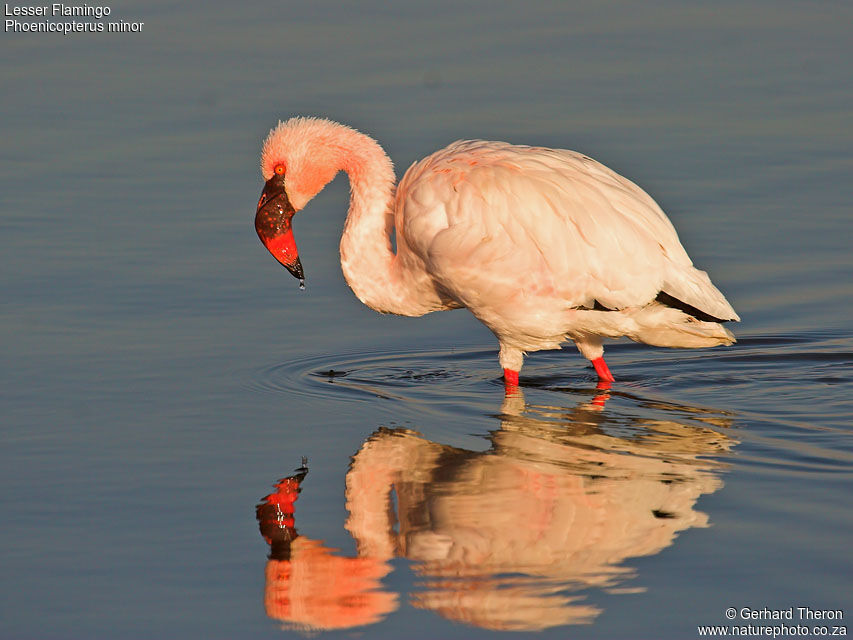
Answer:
[274, 164, 286, 176]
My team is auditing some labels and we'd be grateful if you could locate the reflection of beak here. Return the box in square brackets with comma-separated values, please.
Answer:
[255, 174, 304, 281]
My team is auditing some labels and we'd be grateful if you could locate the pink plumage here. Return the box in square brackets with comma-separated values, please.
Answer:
[254, 117, 739, 385]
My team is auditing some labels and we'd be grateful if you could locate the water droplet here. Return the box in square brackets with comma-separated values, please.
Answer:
[299, 279, 305, 290]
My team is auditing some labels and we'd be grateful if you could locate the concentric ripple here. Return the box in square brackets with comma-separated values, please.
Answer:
[243, 331, 853, 480]
[244, 331, 852, 423]
[246, 346, 501, 403]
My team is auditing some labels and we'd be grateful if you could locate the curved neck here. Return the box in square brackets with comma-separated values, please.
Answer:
[337, 131, 439, 316]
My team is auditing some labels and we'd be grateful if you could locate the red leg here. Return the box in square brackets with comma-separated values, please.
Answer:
[503, 368, 519, 386]
[591, 357, 615, 382]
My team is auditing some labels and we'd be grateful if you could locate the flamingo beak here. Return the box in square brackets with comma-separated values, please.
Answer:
[255, 174, 304, 281]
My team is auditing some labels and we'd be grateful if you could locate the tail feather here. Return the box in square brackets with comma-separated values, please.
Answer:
[662, 266, 740, 322]
[627, 305, 736, 349]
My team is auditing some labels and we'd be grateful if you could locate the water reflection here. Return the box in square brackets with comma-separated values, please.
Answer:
[257, 390, 734, 632]
[256, 458, 398, 632]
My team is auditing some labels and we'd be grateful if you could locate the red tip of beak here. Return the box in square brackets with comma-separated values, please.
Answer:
[262, 230, 303, 278]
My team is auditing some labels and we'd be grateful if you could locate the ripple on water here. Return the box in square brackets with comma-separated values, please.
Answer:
[245, 330, 851, 404]
[244, 330, 853, 479]
[246, 347, 501, 404]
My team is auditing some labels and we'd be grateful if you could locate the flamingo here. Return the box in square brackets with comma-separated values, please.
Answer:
[254, 117, 739, 385]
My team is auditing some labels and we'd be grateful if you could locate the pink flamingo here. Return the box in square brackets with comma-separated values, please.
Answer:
[255, 117, 739, 385]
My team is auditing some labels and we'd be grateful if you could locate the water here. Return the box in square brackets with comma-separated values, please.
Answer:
[2, 1, 851, 638]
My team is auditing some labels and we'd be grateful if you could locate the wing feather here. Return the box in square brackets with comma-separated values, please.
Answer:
[396, 140, 737, 324]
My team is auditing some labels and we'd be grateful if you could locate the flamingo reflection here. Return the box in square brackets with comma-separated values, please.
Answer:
[257, 389, 734, 632]
[256, 458, 398, 631]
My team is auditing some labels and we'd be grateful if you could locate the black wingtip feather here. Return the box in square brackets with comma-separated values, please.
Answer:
[655, 291, 729, 323]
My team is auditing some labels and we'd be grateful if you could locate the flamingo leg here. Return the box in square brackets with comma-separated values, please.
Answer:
[503, 368, 519, 386]
[591, 357, 615, 382]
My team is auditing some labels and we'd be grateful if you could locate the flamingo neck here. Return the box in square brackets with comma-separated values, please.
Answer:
[337, 130, 437, 316]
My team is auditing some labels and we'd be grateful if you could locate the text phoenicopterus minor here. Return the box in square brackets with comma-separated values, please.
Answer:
[254, 117, 739, 386]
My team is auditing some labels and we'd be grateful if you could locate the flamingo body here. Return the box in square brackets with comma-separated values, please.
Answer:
[255, 117, 738, 382]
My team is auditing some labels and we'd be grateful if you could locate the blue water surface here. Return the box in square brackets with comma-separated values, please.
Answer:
[2, 1, 851, 638]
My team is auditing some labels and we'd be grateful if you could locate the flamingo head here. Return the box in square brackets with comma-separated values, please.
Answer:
[255, 117, 348, 282]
